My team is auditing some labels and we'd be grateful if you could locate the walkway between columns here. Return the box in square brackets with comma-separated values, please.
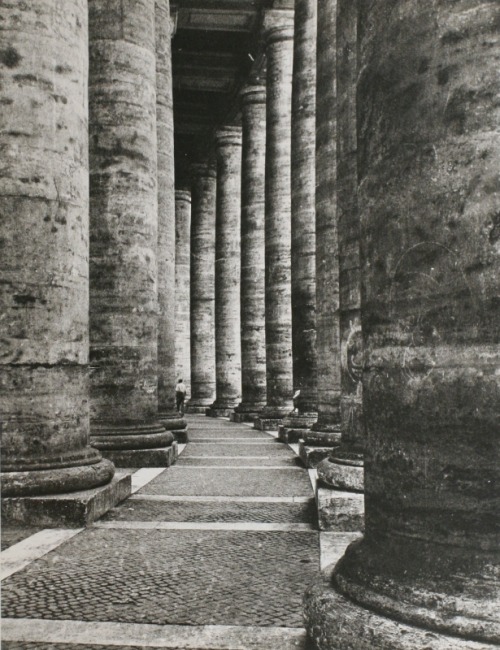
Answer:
[1, 416, 334, 650]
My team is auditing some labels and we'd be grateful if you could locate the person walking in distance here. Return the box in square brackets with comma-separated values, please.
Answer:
[176, 378, 187, 415]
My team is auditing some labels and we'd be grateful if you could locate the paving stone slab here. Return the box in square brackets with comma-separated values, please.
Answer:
[177, 456, 301, 467]
[180, 443, 292, 458]
[1, 527, 42, 552]
[137, 467, 313, 497]
[101, 498, 317, 524]
[1, 528, 320, 627]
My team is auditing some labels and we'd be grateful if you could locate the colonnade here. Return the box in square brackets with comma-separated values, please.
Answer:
[185, 0, 500, 648]
[1, 0, 498, 646]
[1, 0, 185, 511]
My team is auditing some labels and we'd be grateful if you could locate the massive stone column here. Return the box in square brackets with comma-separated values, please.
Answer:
[255, 11, 295, 431]
[278, 0, 318, 443]
[305, 1, 500, 648]
[175, 189, 192, 398]
[88, 0, 176, 467]
[155, 0, 186, 441]
[207, 127, 243, 417]
[0, 0, 127, 518]
[188, 161, 217, 413]
[300, 0, 343, 469]
[315, 0, 364, 491]
[231, 86, 267, 423]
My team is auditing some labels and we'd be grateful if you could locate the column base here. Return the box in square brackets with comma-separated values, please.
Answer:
[254, 406, 292, 431]
[0, 457, 115, 498]
[317, 486, 365, 531]
[303, 422, 342, 447]
[230, 402, 267, 423]
[304, 578, 495, 650]
[90, 421, 174, 451]
[158, 412, 188, 443]
[278, 412, 318, 443]
[206, 404, 239, 418]
[1, 471, 132, 528]
[317, 452, 364, 493]
[298, 441, 333, 468]
[186, 398, 214, 414]
[101, 441, 178, 468]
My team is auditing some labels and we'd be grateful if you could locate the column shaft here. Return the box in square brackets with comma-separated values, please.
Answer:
[256, 12, 295, 429]
[0, 0, 114, 496]
[279, 0, 318, 442]
[188, 163, 217, 412]
[302, 0, 343, 451]
[175, 190, 192, 396]
[305, 0, 500, 647]
[207, 127, 243, 417]
[315, 0, 364, 488]
[232, 86, 267, 422]
[88, 0, 174, 462]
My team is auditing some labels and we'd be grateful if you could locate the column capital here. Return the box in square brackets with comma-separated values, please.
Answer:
[214, 125, 242, 148]
[240, 84, 266, 108]
[262, 9, 294, 45]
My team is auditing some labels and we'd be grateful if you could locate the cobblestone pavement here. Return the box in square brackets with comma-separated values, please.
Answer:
[2, 415, 319, 648]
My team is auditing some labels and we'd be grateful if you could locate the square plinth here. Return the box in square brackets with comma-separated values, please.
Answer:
[1, 472, 132, 528]
[229, 411, 259, 423]
[316, 487, 365, 532]
[102, 442, 178, 468]
[298, 442, 333, 468]
[253, 418, 282, 431]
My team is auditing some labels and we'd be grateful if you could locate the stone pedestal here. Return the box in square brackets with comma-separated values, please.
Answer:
[188, 162, 217, 412]
[232, 85, 267, 423]
[255, 11, 295, 431]
[284, 0, 318, 440]
[298, 443, 333, 469]
[88, 0, 174, 466]
[156, 0, 187, 440]
[207, 127, 242, 417]
[0, 0, 116, 504]
[305, 1, 500, 647]
[174, 190, 192, 397]
[2, 473, 132, 528]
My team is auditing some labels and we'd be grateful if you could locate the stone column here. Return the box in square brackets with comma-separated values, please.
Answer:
[278, 0, 318, 443]
[188, 162, 217, 413]
[175, 189, 192, 399]
[231, 86, 267, 423]
[300, 0, 343, 469]
[156, 0, 186, 441]
[88, 0, 176, 467]
[207, 127, 243, 417]
[255, 11, 295, 431]
[315, 0, 364, 491]
[0, 0, 125, 516]
[305, 1, 500, 648]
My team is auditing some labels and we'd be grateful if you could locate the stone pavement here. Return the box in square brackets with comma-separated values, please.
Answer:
[2, 415, 352, 650]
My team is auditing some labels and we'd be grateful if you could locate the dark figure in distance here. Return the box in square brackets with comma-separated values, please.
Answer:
[176, 378, 187, 415]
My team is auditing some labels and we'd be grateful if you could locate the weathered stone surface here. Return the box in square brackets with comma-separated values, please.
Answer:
[310, 0, 500, 647]
[278, 415, 318, 444]
[298, 443, 335, 469]
[307, 0, 342, 446]
[0, 0, 114, 497]
[304, 578, 498, 650]
[174, 190, 192, 396]
[290, 0, 318, 420]
[155, 0, 186, 438]
[88, 0, 171, 456]
[317, 455, 363, 493]
[316, 487, 364, 532]
[233, 85, 267, 422]
[257, 12, 295, 427]
[188, 162, 217, 411]
[207, 127, 242, 417]
[2, 473, 131, 528]
[101, 442, 178, 469]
